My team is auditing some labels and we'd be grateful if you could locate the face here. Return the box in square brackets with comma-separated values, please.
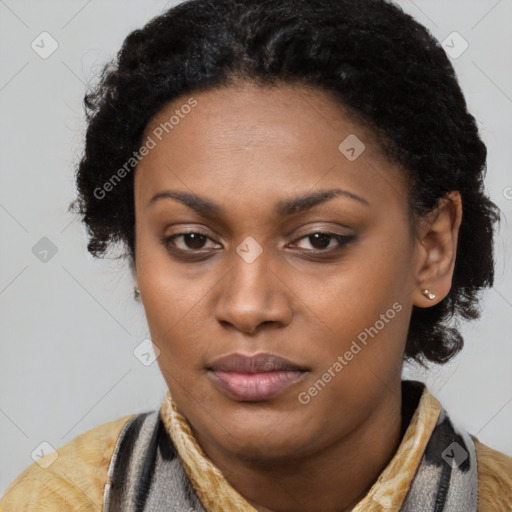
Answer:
[134, 81, 422, 462]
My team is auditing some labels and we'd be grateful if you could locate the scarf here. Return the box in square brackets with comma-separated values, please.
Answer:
[159, 380, 477, 511]
[103, 380, 478, 511]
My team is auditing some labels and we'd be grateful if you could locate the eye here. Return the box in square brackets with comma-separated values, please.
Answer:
[162, 231, 221, 252]
[290, 231, 355, 252]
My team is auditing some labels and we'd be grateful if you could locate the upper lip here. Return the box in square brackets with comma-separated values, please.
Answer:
[208, 353, 306, 373]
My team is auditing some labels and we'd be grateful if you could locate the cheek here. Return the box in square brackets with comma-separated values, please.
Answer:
[302, 233, 412, 380]
[313, 236, 411, 329]
[136, 236, 204, 371]
[136, 229, 204, 327]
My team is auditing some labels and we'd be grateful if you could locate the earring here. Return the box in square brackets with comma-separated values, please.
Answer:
[134, 286, 141, 299]
[421, 289, 436, 300]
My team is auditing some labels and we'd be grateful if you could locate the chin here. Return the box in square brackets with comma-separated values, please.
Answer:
[206, 407, 316, 460]
[223, 431, 309, 463]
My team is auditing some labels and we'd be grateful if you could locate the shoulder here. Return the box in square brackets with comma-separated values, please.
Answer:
[0, 414, 133, 512]
[473, 435, 512, 511]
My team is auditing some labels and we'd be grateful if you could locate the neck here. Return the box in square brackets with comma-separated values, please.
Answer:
[193, 380, 405, 512]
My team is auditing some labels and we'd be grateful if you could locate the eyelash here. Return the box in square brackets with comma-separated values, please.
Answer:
[161, 230, 355, 257]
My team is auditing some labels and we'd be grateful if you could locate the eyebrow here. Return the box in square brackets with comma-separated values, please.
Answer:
[146, 188, 369, 217]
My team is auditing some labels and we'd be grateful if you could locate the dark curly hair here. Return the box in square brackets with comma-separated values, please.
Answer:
[69, 0, 501, 366]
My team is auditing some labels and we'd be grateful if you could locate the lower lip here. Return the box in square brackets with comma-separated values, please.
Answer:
[209, 370, 305, 401]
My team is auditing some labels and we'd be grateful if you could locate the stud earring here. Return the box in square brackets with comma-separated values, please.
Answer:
[134, 286, 141, 299]
[421, 289, 436, 300]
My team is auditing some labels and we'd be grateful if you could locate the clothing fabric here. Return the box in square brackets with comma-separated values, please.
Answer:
[1, 380, 511, 511]
[158, 380, 476, 511]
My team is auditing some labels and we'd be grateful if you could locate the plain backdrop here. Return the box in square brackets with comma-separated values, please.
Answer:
[1, 0, 511, 495]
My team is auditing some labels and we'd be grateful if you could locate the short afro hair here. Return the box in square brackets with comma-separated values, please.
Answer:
[69, 0, 501, 366]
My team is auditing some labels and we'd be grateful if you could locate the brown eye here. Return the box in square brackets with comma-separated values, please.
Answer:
[162, 231, 219, 252]
[306, 233, 333, 250]
[293, 232, 355, 252]
[180, 233, 208, 250]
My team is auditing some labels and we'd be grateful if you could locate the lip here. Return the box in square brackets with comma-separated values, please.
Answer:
[207, 353, 308, 402]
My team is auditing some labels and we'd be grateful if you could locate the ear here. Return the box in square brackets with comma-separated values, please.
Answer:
[412, 191, 462, 308]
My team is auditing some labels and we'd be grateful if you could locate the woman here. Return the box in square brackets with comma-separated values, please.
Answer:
[1, 0, 511, 510]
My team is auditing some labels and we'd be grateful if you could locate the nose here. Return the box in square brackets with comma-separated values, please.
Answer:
[214, 251, 293, 335]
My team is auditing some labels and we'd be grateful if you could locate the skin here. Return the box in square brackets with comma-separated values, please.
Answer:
[133, 80, 462, 512]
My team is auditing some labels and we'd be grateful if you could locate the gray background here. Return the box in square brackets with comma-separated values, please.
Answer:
[1, 0, 511, 495]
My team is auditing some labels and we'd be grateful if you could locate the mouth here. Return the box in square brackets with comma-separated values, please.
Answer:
[207, 352, 308, 402]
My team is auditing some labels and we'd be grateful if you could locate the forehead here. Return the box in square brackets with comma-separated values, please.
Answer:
[133, 81, 407, 216]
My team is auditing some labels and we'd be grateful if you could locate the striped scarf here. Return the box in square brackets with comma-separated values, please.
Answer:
[103, 380, 477, 511]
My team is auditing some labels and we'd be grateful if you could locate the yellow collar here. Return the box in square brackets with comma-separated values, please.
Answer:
[160, 384, 442, 512]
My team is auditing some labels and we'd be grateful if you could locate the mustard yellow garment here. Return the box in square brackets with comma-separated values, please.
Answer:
[1, 388, 511, 511]
[0, 414, 132, 511]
